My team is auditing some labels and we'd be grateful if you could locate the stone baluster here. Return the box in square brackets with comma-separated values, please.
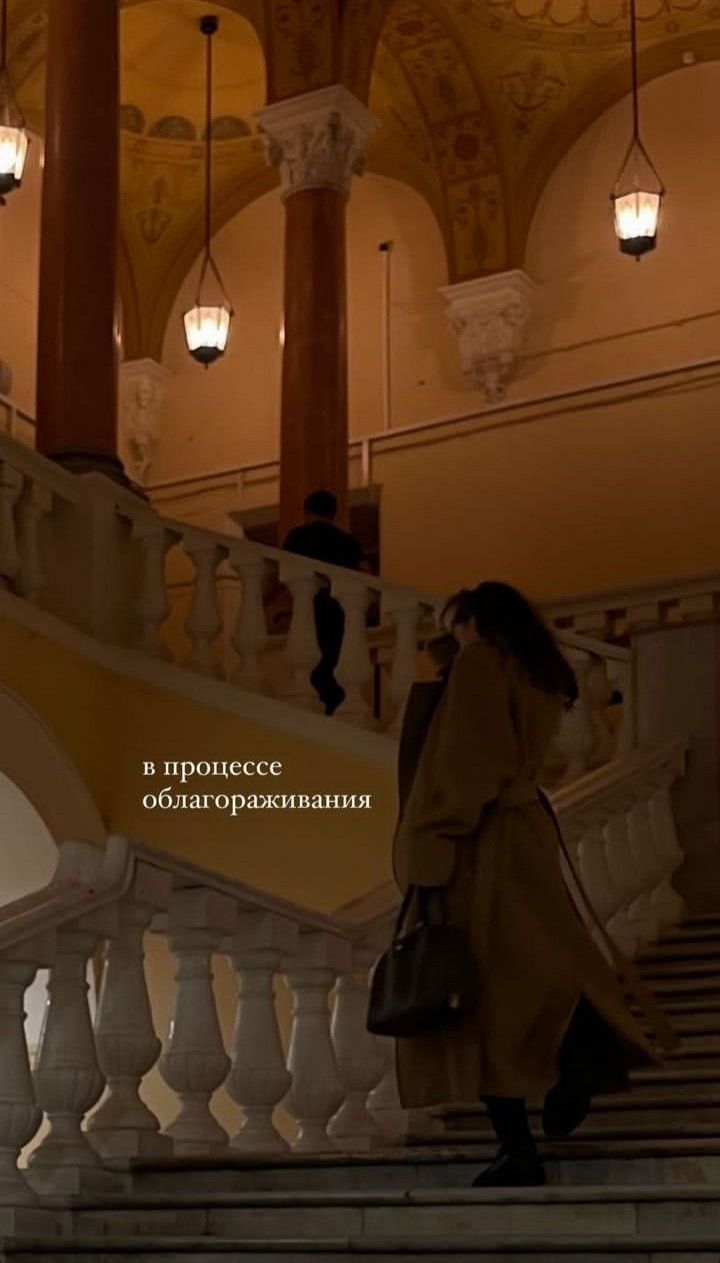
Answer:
[15, 480, 53, 604]
[608, 658, 634, 756]
[555, 648, 594, 781]
[88, 864, 173, 1159]
[28, 910, 120, 1195]
[577, 820, 622, 928]
[585, 656, 614, 767]
[382, 592, 421, 733]
[182, 531, 226, 676]
[0, 462, 22, 588]
[158, 888, 235, 1155]
[278, 558, 320, 709]
[229, 546, 270, 691]
[647, 783, 686, 930]
[367, 1033, 408, 1145]
[603, 810, 643, 958]
[283, 932, 350, 1152]
[132, 516, 179, 660]
[333, 576, 376, 728]
[626, 799, 662, 946]
[0, 933, 56, 1232]
[225, 911, 298, 1154]
[328, 942, 384, 1150]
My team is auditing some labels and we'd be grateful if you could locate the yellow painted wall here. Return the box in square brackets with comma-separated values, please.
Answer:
[0, 617, 395, 911]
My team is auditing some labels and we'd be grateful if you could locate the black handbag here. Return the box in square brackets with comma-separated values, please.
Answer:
[366, 885, 478, 1038]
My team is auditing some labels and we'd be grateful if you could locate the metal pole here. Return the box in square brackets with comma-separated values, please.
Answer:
[379, 240, 393, 430]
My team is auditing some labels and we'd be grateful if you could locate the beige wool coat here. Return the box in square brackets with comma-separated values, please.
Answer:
[392, 639, 656, 1109]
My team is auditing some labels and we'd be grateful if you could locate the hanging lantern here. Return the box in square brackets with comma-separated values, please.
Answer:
[0, 0, 28, 200]
[183, 15, 234, 366]
[610, 0, 664, 258]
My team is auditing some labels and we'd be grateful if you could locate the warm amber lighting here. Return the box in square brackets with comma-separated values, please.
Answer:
[0, 66, 27, 198]
[183, 15, 234, 366]
[611, 0, 664, 259]
[183, 303, 232, 365]
[612, 183, 662, 258]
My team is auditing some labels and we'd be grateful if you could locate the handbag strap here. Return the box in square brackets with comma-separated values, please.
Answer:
[395, 885, 448, 937]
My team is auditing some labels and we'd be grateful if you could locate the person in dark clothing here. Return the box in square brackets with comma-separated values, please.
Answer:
[283, 490, 366, 715]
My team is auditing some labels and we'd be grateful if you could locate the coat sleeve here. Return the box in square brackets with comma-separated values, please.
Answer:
[396, 642, 519, 856]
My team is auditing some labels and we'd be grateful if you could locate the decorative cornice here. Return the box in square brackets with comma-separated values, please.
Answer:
[440, 270, 536, 403]
[255, 85, 377, 199]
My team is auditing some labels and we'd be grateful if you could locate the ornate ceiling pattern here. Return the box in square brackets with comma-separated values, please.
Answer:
[6, 0, 720, 354]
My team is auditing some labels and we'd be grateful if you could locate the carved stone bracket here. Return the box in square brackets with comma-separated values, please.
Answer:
[255, 84, 377, 199]
[118, 358, 172, 485]
[440, 270, 536, 402]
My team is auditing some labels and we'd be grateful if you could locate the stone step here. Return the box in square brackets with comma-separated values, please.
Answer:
[6, 1236, 720, 1261]
[637, 961, 720, 982]
[439, 1092, 720, 1134]
[640, 940, 720, 962]
[637, 998, 720, 1017]
[632, 1065, 720, 1088]
[122, 1140, 720, 1194]
[643, 975, 720, 999]
[50, 1185, 720, 1247]
[656, 924, 720, 945]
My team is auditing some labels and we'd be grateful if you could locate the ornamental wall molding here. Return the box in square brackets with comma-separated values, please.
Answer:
[440, 269, 536, 402]
[255, 84, 377, 199]
[118, 358, 172, 485]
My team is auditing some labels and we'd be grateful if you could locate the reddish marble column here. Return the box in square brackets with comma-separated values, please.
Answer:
[35, 0, 124, 479]
[257, 87, 375, 541]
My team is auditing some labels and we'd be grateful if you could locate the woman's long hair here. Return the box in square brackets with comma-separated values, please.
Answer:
[443, 582, 578, 708]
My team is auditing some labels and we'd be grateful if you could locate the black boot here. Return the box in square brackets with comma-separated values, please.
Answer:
[473, 1097, 545, 1188]
[541, 1077, 592, 1139]
[472, 1142, 546, 1188]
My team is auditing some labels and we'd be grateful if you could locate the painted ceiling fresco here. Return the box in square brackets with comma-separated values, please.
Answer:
[8, 0, 720, 355]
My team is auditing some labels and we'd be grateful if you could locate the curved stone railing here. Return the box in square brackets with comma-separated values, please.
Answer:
[0, 431, 633, 784]
[0, 737, 685, 1215]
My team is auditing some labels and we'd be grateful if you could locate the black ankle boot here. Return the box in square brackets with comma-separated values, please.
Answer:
[542, 1077, 592, 1139]
[471, 1143, 546, 1188]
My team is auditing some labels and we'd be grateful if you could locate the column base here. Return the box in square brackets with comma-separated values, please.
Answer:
[46, 448, 143, 495]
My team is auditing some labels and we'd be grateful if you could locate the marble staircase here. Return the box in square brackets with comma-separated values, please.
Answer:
[5, 914, 720, 1262]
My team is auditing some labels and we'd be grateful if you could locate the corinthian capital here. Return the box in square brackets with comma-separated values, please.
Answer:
[441, 270, 536, 403]
[255, 85, 377, 200]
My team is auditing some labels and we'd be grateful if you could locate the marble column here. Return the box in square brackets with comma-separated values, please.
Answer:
[35, 0, 124, 480]
[256, 86, 375, 538]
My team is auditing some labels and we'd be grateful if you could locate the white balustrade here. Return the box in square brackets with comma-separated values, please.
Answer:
[328, 943, 384, 1150]
[229, 545, 270, 691]
[182, 532, 226, 676]
[28, 914, 119, 1195]
[555, 648, 595, 781]
[225, 910, 297, 1154]
[283, 931, 350, 1152]
[626, 799, 663, 946]
[15, 480, 52, 604]
[333, 576, 376, 727]
[88, 865, 173, 1159]
[278, 559, 320, 709]
[647, 785, 686, 928]
[132, 516, 179, 659]
[382, 591, 421, 733]
[0, 461, 22, 587]
[603, 811, 644, 957]
[0, 935, 53, 1219]
[158, 888, 235, 1155]
[367, 1036, 408, 1144]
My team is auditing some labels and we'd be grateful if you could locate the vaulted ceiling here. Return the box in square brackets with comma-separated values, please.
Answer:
[8, 0, 720, 357]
